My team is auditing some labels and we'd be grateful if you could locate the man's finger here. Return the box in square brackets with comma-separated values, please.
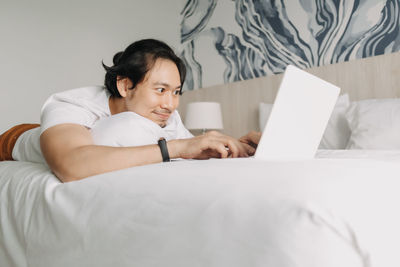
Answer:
[213, 142, 229, 158]
[224, 139, 239, 158]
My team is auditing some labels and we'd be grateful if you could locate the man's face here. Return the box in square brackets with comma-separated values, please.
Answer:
[123, 58, 181, 127]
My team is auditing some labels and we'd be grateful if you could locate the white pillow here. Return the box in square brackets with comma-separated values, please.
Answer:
[91, 111, 192, 147]
[319, 94, 351, 149]
[345, 98, 400, 149]
[259, 94, 350, 149]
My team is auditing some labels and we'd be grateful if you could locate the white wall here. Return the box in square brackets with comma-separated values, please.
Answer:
[0, 0, 183, 133]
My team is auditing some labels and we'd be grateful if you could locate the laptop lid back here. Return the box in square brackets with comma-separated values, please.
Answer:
[254, 65, 340, 160]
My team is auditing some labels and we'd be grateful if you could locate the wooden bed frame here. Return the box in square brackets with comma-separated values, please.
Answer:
[179, 51, 400, 138]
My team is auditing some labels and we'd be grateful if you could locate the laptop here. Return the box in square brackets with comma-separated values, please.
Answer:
[254, 65, 340, 160]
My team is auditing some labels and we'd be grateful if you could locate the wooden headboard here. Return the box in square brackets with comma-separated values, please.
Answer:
[179, 51, 400, 138]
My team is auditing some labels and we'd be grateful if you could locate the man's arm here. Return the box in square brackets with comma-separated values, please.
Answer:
[40, 124, 255, 182]
[40, 124, 166, 182]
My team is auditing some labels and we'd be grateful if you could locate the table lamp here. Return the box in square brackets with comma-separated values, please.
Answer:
[184, 102, 223, 134]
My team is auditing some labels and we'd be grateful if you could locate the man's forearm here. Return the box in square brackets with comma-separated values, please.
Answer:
[51, 141, 181, 182]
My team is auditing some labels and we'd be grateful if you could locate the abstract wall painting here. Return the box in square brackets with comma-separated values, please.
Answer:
[180, 0, 400, 90]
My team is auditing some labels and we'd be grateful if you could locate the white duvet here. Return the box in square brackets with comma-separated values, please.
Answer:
[1, 150, 400, 267]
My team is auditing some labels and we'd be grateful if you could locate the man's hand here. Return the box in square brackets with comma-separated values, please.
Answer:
[169, 131, 255, 160]
[239, 131, 262, 149]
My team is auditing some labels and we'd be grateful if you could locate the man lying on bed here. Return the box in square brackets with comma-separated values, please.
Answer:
[0, 39, 261, 182]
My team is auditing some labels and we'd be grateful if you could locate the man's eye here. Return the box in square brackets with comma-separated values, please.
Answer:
[173, 90, 180, 95]
[156, 88, 165, 93]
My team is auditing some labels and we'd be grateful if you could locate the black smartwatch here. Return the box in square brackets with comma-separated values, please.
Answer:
[157, 138, 170, 162]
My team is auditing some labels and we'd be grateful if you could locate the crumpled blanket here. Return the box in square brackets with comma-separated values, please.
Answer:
[0, 124, 40, 161]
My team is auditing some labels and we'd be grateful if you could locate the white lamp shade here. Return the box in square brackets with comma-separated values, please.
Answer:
[184, 102, 223, 130]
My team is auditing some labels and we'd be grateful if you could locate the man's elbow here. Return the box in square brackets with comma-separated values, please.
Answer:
[52, 164, 83, 183]
[45, 156, 87, 182]
[54, 169, 81, 183]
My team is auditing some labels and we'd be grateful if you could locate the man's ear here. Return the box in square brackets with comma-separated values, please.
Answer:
[116, 76, 129, 97]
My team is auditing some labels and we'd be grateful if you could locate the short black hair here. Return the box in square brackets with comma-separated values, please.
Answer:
[102, 39, 186, 97]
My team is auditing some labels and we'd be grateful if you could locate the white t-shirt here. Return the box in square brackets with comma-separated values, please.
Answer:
[40, 85, 112, 134]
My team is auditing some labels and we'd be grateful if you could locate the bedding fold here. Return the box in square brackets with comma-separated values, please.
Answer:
[0, 124, 40, 161]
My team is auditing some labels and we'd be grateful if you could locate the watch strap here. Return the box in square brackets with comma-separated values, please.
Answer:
[157, 138, 170, 162]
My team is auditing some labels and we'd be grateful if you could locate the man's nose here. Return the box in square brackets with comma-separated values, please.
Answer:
[161, 93, 174, 109]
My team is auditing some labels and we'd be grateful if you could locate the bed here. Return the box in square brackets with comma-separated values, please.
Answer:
[1, 52, 400, 267]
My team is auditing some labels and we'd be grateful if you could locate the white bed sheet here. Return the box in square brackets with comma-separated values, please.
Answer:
[1, 150, 400, 267]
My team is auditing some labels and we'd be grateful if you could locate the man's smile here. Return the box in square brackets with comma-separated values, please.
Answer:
[153, 110, 171, 120]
